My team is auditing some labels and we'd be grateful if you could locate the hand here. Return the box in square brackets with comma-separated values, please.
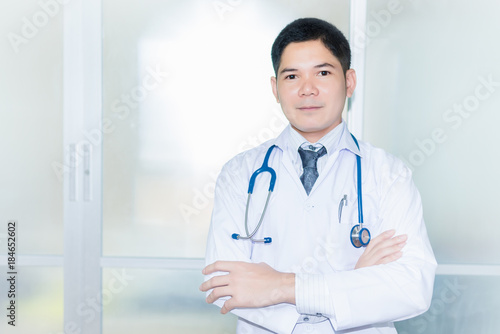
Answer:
[355, 229, 407, 269]
[199, 261, 295, 314]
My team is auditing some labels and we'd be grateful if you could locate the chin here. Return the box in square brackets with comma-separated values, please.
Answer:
[295, 125, 327, 135]
[294, 121, 340, 136]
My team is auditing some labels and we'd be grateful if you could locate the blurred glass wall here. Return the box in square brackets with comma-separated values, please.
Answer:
[361, 0, 500, 332]
[0, 0, 63, 255]
[0, 1, 64, 332]
[101, 0, 349, 332]
[102, 0, 349, 258]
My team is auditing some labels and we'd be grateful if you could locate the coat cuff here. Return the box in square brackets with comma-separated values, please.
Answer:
[295, 273, 334, 316]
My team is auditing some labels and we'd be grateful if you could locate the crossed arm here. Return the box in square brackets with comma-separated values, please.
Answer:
[200, 229, 407, 314]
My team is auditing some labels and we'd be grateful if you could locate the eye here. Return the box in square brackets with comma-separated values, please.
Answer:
[319, 70, 330, 76]
[285, 74, 296, 80]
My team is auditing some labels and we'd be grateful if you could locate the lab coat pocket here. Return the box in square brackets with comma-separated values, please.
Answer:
[329, 194, 380, 271]
[327, 222, 365, 271]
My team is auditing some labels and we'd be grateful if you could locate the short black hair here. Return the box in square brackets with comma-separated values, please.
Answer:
[271, 18, 351, 76]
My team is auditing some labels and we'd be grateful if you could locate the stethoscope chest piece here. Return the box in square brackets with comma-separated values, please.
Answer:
[350, 224, 371, 248]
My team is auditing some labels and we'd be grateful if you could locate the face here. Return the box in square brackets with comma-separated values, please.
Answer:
[271, 39, 356, 143]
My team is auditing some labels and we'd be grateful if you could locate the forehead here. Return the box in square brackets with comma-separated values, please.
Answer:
[279, 40, 340, 70]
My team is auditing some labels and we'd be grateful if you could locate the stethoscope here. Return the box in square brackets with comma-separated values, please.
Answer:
[231, 134, 371, 248]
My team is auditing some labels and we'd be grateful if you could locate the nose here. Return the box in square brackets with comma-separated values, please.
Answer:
[298, 77, 319, 96]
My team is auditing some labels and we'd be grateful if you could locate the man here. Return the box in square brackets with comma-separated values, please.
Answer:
[200, 18, 436, 333]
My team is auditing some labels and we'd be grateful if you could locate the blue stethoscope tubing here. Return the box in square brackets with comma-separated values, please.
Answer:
[349, 135, 371, 248]
[232, 134, 371, 248]
[231, 145, 277, 244]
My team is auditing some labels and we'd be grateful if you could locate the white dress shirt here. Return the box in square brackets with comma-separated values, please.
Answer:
[204, 121, 437, 334]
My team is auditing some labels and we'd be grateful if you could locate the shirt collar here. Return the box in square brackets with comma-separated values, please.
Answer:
[273, 120, 362, 157]
[338, 122, 362, 157]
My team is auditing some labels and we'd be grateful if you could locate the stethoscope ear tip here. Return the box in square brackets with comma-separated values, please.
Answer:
[264, 237, 272, 244]
[232, 233, 240, 240]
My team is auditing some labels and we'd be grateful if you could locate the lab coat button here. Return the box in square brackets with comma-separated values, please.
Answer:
[304, 317, 309, 322]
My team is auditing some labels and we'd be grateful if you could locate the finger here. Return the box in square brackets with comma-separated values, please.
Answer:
[202, 261, 234, 275]
[360, 235, 406, 267]
[371, 242, 406, 262]
[367, 229, 396, 248]
[394, 234, 408, 243]
[377, 251, 403, 265]
[372, 229, 395, 244]
[363, 229, 396, 255]
[221, 296, 238, 314]
[373, 235, 407, 253]
[199, 274, 230, 292]
[369, 233, 407, 254]
[207, 286, 232, 304]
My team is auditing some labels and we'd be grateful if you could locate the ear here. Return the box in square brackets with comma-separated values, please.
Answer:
[270, 76, 279, 103]
[345, 69, 357, 98]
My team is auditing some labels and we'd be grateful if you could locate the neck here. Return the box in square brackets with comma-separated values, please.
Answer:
[292, 121, 341, 143]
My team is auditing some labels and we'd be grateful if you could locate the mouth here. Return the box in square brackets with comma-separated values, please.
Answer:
[297, 105, 323, 111]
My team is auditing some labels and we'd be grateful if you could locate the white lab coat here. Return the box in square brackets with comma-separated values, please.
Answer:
[204, 123, 437, 333]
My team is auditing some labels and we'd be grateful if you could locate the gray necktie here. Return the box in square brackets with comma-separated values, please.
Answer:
[298, 146, 327, 195]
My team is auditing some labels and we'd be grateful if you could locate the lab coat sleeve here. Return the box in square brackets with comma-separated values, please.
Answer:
[204, 158, 300, 334]
[297, 160, 437, 330]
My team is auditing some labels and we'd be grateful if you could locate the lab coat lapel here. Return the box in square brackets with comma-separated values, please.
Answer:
[273, 126, 309, 198]
[280, 151, 309, 198]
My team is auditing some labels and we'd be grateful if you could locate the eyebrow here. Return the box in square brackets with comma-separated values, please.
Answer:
[279, 63, 336, 76]
[314, 62, 336, 69]
[279, 67, 298, 76]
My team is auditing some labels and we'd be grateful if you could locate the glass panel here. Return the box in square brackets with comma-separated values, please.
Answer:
[102, 268, 236, 333]
[0, 1, 63, 254]
[363, 0, 500, 264]
[0, 266, 63, 333]
[396, 274, 500, 334]
[102, 0, 350, 257]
